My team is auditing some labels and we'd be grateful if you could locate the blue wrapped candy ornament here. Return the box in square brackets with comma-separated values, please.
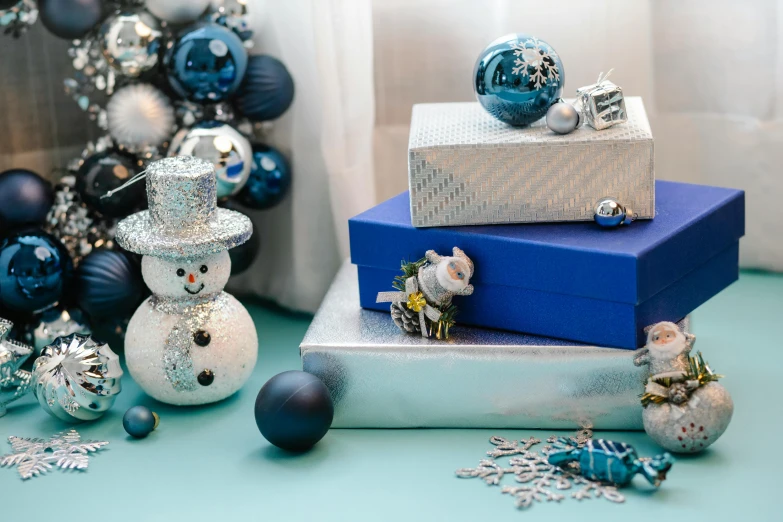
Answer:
[164, 23, 248, 103]
[473, 33, 564, 126]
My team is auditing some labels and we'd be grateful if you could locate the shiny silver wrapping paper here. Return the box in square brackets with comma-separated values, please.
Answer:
[408, 97, 654, 227]
[301, 262, 691, 430]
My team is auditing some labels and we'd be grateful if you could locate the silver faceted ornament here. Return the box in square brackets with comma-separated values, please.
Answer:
[643, 382, 733, 453]
[168, 122, 253, 198]
[546, 101, 580, 134]
[32, 334, 123, 422]
[99, 11, 163, 77]
[594, 198, 633, 227]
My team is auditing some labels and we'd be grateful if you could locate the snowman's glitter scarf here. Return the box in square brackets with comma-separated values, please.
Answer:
[149, 292, 228, 392]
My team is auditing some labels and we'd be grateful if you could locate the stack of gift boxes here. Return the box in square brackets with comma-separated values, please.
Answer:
[300, 88, 744, 431]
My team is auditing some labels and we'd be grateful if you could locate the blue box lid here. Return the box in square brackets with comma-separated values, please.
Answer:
[350, 180, 744, 306]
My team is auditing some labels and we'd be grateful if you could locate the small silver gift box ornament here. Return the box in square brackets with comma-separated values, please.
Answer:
[576, 69, 627, 130]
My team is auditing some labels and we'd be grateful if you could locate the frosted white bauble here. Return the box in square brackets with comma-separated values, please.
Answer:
[146, 0, 212, 24]
[107, 84, 175, 149]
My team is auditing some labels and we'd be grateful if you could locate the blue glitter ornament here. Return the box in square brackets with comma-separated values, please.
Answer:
[0, 230, 73, 314]
[235, 144, 291, 210]
[164, 23, 248, 103]
[235, 55, 295, 122]
[548, 439, 674, 487]
[473, 34, 564, 126]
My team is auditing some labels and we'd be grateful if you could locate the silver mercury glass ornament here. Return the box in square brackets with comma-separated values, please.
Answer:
[594, 198, 634, 227]
[546, 101, 581, 134]
[32, 334, 123, 422]
[99, 11, 163, 77]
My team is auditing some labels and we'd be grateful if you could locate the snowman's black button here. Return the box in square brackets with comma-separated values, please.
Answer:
[198, 369, 214, 386]
[194, 330, 211, 347]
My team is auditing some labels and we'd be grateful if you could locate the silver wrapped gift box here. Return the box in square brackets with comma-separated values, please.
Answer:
[301, 262, 690, 430]
[408, 97, 654, 227]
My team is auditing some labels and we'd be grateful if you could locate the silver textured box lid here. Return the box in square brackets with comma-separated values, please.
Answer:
[300, 261, 689, 429]
[408, 97, 654, 227]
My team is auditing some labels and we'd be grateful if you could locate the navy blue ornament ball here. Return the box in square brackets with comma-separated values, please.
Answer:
[0, 230, 73, 314]
[38, 0, 104, 40]
[165, 23, 248, 103]
[75, 249, 144, 320]
[76, 151, 143, 218]
[235, 144, 291, 210]
[235, 55, 295, 122]
[473, 33, 565, 126]
[0, 169, 53, 228]
[255, 371, 334, 452]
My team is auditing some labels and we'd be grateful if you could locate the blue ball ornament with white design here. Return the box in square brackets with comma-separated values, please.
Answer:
[0, 230, 73, 314]
[473, 33, 565, 126]
[235, 144, 291, 210]
[164, 23, 248, 103]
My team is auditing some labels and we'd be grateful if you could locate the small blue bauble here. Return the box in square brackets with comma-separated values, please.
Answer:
[123, 405, 159, 438]
[0, 169, 53, 228]
[0, 230, 73, 313]
[164, 23, 248, 103]
[473, 33, 565, 126]
[235, 55, 295, 122]
[255, 371, 334, 452]
[235, 144, 291, 210]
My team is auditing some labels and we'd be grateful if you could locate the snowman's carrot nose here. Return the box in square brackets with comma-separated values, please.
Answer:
[188, 273, 196, 283]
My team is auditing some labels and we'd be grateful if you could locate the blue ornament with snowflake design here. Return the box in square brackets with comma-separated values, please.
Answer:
[473, 33, 565, 126]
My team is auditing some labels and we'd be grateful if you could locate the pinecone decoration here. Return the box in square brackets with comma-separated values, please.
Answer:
[390, 302, 422, 334]
[668, 383, 690, 405]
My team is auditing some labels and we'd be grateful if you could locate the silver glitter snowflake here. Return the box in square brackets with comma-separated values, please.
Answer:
[456, 430, 624, 510]
[509, 37, 560, 89]
[0, 430, 108, 480]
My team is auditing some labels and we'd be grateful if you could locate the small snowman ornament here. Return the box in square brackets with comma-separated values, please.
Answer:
[116, 156, 257, 406]
[634, 321, 733, 454]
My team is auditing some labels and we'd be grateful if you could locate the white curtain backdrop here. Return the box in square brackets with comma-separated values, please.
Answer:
[372, 0, 783, 272]
[226, 0, 376, 311]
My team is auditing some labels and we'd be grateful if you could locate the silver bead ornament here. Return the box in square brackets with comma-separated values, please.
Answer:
[99, 11, 163, 77]
[546, 101, 580, 134]
[167, 122, 253, 199]
[32, 334, 123, 422]
[594, 198, 633, 227]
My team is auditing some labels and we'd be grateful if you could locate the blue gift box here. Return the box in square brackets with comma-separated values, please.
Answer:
[349, 181, 744, 349]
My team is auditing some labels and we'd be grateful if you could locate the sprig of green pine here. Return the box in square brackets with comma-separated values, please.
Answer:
[393, 258, 458, 340]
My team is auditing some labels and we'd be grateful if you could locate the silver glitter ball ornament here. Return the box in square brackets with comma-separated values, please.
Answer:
[546, 101, 580, 134]
[594, 198, 633, 227]
[168, 122, 253, 199]
[99, 11, 163, 77]
[643, 382, 733, 454]
[32, 334, 123, 422]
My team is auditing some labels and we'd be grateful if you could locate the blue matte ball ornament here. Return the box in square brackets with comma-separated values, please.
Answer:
[75, 249, 144, 320]
[0, 169, 54, 228]
[164, 23, 248, 103]
[0, 230, 73, 314]
[254, 370, 334, 452]
[235, 55, 295, 122]
[123, 405, 159, 438]
[38, 0, 104, 40]
[235, 144, 291, 210]
[473, 33, 565, 126]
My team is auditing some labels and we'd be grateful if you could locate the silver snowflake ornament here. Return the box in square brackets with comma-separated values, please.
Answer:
[0, 430, 108, 480]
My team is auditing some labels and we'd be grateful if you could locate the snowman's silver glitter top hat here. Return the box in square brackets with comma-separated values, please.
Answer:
[115, 156, 252, 259]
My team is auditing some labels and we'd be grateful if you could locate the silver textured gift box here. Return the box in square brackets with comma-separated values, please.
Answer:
[408, 97, 654, 227]
[577, 79, 628, 130]
[301, 262, 691, 430]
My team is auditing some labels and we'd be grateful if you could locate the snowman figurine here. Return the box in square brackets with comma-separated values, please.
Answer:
[116, 156, 257, 406]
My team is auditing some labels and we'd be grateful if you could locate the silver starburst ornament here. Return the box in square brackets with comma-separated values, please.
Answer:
[0, 430, 108, 480]
[32, 334, 123, 422]
[0, 318, 33, 417]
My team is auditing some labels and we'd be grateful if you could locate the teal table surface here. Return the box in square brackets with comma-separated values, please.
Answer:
[1, 271, 781, 522]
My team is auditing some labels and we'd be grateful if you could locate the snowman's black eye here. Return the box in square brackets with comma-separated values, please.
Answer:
[176, 268, 185, 277]
[200, 265, 208, 273]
